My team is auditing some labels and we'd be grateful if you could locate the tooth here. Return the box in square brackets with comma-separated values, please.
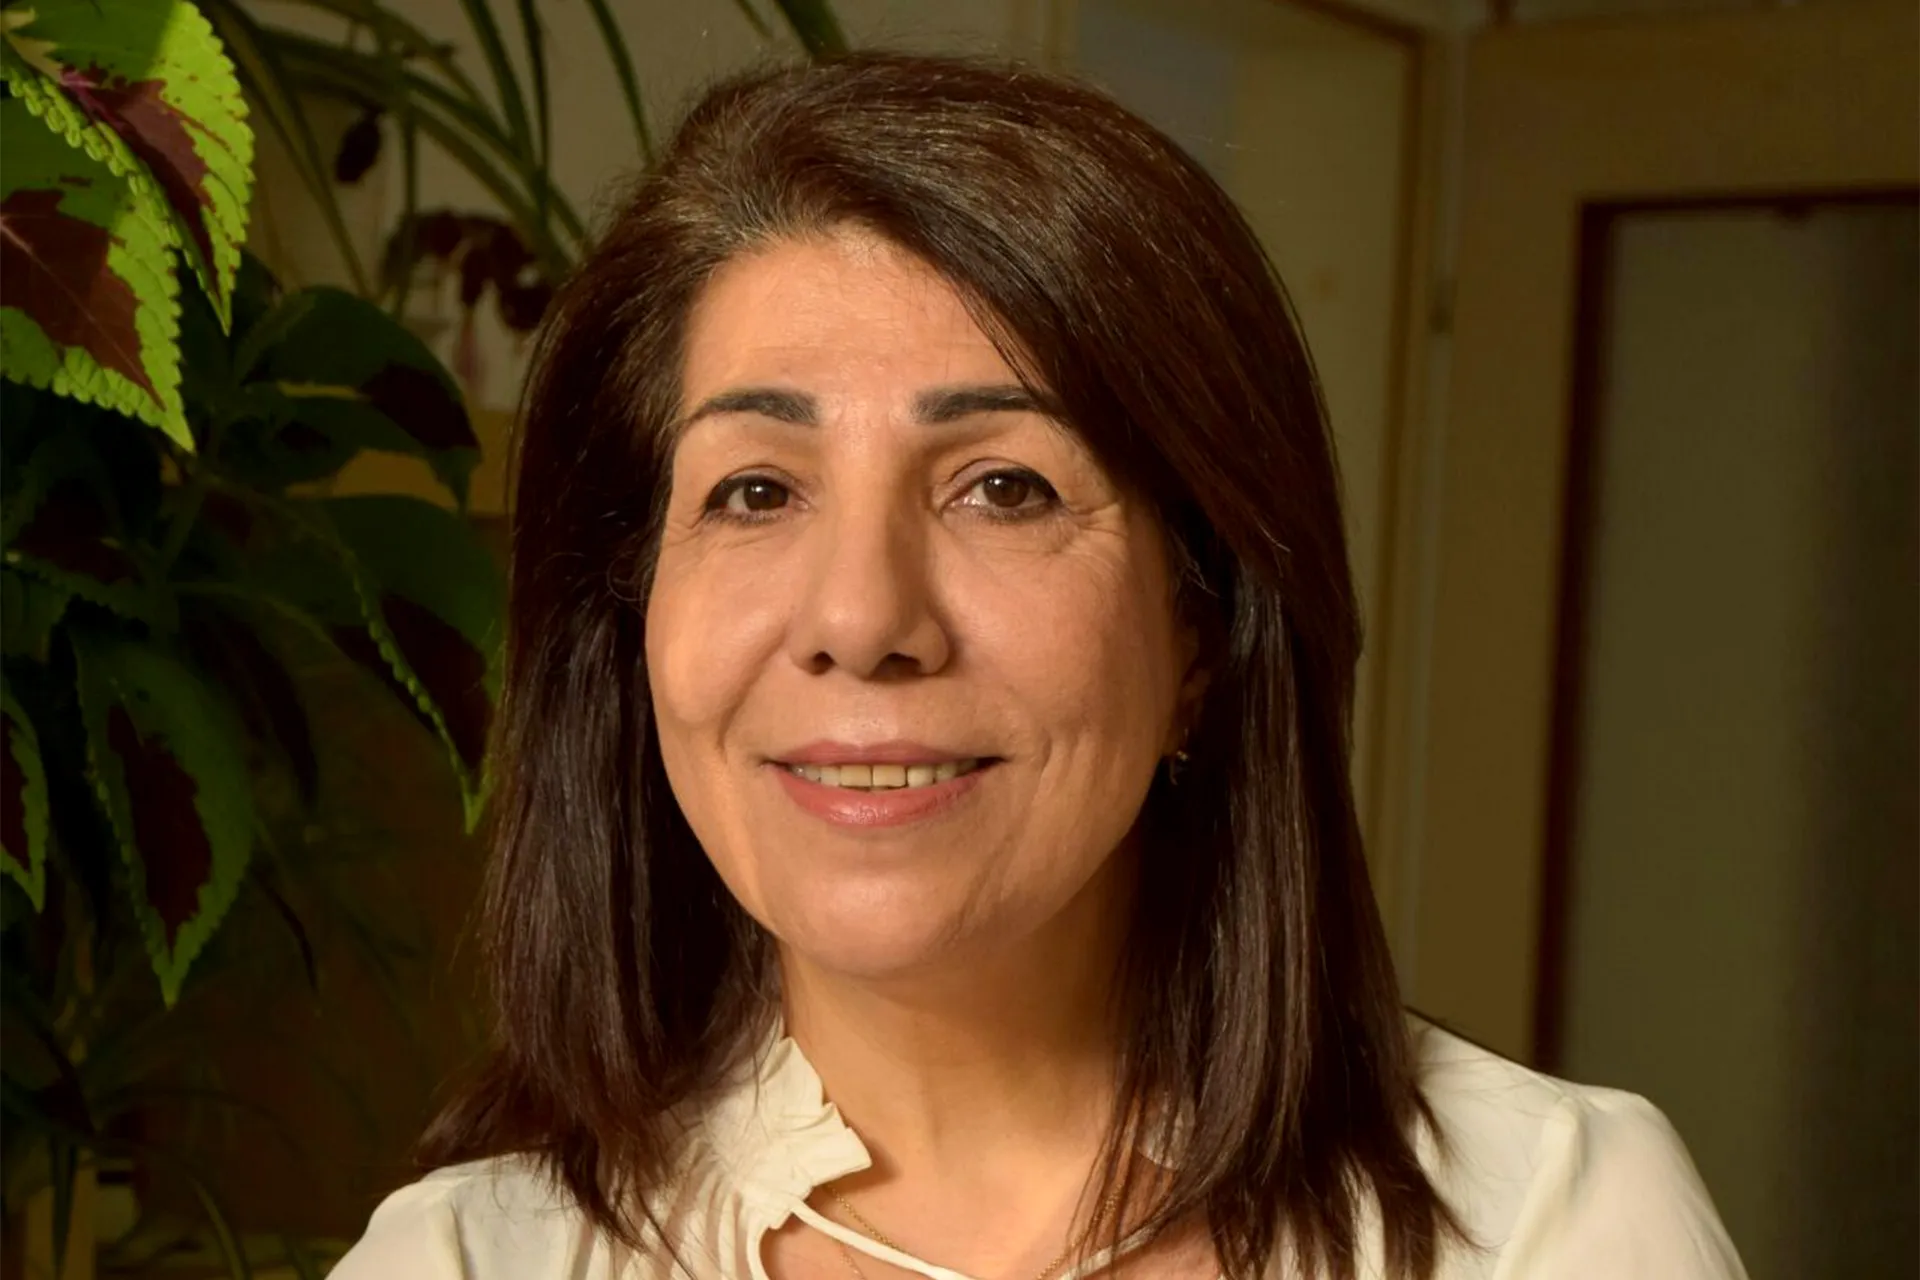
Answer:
[837, 764, 872, 788]
[933, 761, 958, 783]
[818, 764, 840, 787]
[871, 764, 906, 788]
[906, 765, 935, 788]
[798, 765, 822, 783]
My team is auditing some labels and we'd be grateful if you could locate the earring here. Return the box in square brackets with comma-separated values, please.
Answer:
[1167, 748, 1191, 786]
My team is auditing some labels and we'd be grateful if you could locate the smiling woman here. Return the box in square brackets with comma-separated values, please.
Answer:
[650, 230, 1192, 994]
[329, 52, 1746, 1280]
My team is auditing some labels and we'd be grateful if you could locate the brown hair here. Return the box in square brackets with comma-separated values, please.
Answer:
[422, 52, 1461, 1280]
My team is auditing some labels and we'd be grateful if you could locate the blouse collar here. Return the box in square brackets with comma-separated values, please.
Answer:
[697, 1029, 1189, 1219]
[701, 1033, 874, 1213]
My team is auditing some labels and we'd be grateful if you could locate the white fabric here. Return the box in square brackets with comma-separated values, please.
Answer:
[331, 1020, 1748, 1278]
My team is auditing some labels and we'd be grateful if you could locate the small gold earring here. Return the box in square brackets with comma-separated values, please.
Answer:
[1167, 748, 1190, 786]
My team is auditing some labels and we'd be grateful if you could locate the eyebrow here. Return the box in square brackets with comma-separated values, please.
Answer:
[679, 387, 815, 429]
[677, 382, 1062, 432]
[914, 384, 1055, 422]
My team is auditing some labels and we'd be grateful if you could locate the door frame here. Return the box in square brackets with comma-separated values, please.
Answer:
[1534, 187, 1920, 1071]
[1397, 2, 1920, 1058]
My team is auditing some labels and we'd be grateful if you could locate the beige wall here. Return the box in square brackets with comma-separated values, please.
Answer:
[1407, 2, 1920, 1056]
[1227, 32, 1413, 825]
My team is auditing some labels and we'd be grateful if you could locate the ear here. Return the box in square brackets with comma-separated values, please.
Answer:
[1164, 621, 1212, 755]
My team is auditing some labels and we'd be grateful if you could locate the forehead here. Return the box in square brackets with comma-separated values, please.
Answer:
[680, 229, 1020, 398]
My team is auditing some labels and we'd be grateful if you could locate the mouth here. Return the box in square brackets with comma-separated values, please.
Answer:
[767, 743, 999, 826]
[779, 758, 987, 792]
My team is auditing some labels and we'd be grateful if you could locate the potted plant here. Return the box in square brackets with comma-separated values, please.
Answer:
[1, 1, 500, 1272]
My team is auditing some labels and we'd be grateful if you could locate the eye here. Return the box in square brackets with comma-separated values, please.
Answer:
[958, 468, 1059, 519]
[705, 475, 792, 520]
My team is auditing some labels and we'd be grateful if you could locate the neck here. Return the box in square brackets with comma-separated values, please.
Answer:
[779, 856, 1132, 1183]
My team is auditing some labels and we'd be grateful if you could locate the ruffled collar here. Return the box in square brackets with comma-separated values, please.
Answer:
[692, 1033, 1190, 1280]
[697, 1030, 1189, 1213]
[700, 1033, 874, 1213]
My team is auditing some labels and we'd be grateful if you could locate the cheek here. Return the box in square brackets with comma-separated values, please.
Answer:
[644, 545, 788, 748]
[959, 537, 1185, 764]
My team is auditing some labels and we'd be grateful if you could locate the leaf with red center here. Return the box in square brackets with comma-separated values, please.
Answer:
[3, 432, 165, 624]
[1, 688, 50, 911]
[60, 67, 216, 282]
[374, 592, 491, 773]
[75, 634, 254, 1005]
[246, 495, 502, 826]
[326, 604, 487, 773]
[2, 189, 145, 390]
[106, 706, 208, 943]
[250, 288, 477, 506]
[181, 607, 318, 807]
[0, 0, 253, 326]
[0, 101, 187, 446]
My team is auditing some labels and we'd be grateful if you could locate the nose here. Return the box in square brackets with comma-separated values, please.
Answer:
[785, 499, 952, 679]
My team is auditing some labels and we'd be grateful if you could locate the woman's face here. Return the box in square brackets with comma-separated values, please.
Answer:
[646, 229, 1198, 981]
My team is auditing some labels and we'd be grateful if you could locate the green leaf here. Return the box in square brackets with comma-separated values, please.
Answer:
[0, 687, 50, 911]
[73, 633, 256, 1005]
[512, 0, 549, 227]
[0, 567, 71, 659]
[0, 99, 190, 448]
[727, 0, 775, 39]
[252, 497, 500, 826]
[2, 427, 167, 625]
[454, 0, 530, 162]
[180, 606, 317, 807]
[230, 283, 312, 383]
[267, 34, 583, 268]
[199, 0, 369, 297]
[580, 0, 654, 164]
[0, 0, 255, 326]
[249, 287, 477, 505]
[216, 0, 473, 91]
[767, 0, 849, 56]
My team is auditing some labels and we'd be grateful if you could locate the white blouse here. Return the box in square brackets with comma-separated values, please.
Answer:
[331, 1021, 1748, 1279]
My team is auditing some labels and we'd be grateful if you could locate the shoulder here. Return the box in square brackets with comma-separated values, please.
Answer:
[328, 1144, 758, 1280]
[1411, 1019, 1749, 1278]
[328, 1156, 616, 1280]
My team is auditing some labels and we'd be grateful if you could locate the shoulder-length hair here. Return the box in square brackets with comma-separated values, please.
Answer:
[422, 51, 1460, 1280]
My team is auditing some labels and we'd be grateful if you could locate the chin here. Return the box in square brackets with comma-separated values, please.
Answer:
[782, 934, 953, 983]
[764, 880, 983, 982]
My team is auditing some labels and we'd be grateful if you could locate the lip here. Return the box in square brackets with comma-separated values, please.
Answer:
[769, 759, 992, 828]
[774, 739, 983, 767]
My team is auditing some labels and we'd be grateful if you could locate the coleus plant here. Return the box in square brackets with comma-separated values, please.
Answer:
[191, 0, 849, 337]
[0, 0, 501, 1258]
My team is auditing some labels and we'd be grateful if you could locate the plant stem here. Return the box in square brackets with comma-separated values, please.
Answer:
[155, 457, 213, 582]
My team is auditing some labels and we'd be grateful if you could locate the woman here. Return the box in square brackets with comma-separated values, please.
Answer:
[335, 53, 1745, 1280]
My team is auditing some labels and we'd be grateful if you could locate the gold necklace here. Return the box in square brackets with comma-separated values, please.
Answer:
[825, 1185, 1124, 1280]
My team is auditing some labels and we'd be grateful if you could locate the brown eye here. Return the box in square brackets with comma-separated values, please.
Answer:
[739, 479, 788, 511]
[961, 468, 1058, 518]
[980, 474, 1033, 508]
[707, 476, 792, 518]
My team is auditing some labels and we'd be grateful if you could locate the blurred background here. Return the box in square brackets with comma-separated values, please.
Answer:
[0, 0, 1912, 1276]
